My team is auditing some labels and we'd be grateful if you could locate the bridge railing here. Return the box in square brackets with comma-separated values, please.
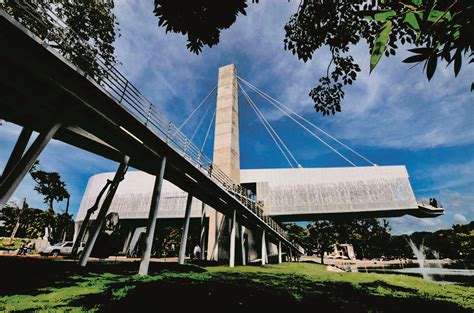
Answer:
[2, 3, 298, 248]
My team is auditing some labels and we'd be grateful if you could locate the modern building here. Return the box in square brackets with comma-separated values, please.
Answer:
[75, 65, 443, 261]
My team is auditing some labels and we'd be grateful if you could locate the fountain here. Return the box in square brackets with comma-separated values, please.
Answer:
[431, 250, 443, 269]
[407, 238, 430, 280]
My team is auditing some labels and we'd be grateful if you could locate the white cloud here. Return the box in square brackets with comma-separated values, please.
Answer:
[111, 1, 474, 152]
[415, 160, 474, 192]
[453, 213, 468, 224]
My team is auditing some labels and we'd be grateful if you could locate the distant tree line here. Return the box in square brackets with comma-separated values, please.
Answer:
[285, 219, 473, 263]
[0, 160, 73, 244]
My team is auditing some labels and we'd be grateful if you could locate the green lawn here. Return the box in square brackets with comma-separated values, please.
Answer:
[0, 258, 472, 312]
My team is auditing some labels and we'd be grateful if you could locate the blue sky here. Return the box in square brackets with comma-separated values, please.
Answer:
[1, 1, 473, 234]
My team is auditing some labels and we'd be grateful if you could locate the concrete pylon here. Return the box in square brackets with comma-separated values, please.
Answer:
[229, 208, 237, 267]
[138, 156, 166, 275]
[207, 64, 240, 260]
[0, 123, 61, 207]
[178, 194, 193, 265]
[278, 241, 282, 264]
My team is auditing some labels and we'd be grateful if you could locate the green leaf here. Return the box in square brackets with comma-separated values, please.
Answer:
[374, 10, 396, 21]
[363, 10, 396, 21]
[427, 9, 452, 22]
[370, 21, 392, 73]
[404, 12, 420, 30]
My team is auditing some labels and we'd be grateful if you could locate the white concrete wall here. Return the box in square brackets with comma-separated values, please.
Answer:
[240, 166, 418, 217]
[75, 166, 418, 223]
[75, 171, 204, 222]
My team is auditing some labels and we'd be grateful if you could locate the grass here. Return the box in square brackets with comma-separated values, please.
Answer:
[0, 237, 25, 251]
[0, 257, 472, 312]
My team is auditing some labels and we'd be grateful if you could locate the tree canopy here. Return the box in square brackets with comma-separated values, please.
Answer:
[1, 0, 119, 78]
[29, 161, 69, 212]
[153, 0, 473, 115]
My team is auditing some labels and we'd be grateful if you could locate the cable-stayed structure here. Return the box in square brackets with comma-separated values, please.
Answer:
[238, 76, 376, 167]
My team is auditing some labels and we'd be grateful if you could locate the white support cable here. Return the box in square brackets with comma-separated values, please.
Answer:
[238, 78, 357, 167]
[238, 76, 376, 166]
[174, 85, 217, 136]
[200, 109, 216, 152]
[239, 83, 301, 168]
[239, 84, 295, 168]
[190, 101, 213, 142]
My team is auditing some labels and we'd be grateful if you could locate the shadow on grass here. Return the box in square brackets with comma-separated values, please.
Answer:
[75, 271, 469, 313]
[0, 256, 203, 296]
[0, 257, 470, 312]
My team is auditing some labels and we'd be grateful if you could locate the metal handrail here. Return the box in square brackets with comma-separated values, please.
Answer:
[2, 3, 299, 248]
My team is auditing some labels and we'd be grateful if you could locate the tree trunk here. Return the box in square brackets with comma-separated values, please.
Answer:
[65, 196, 70, 214]
[61, 196, 70, 242]
[320, 251, 324, 264]
[9, 221, 20, 244]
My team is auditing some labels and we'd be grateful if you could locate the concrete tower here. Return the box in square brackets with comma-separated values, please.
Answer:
[207, 64, 240, 260]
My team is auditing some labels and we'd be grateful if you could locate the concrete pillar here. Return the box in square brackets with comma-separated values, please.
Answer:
[200, 203, 206, 260]
[278, 241, 282, 264]
[240, 225, 246, 265]
[0, 123, 61, 207]
[121, 230, 133, 254]
[207, 64, 240, 260]
[72, 179, 112, 256]
[229, 208, 236, 267]
[261, 230, 266, 266]
[79, 155, 129, 267]
[289, 249, 293, 262]
[210, 209, 220, 261]
[0, 127, 32, 185]
[138, 156, 166, 275]
[178, 194, 193, 265]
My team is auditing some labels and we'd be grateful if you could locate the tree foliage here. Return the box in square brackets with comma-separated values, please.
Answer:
[306, 220, 337, 264]
[154, 0, 473, 115]
[153, 0, 251, 54]
[283, 0, 473, 115]
[0, 202, 73, 242]
[284, 223, 309, 247]
[1, 0, 119, 78]
[29, 161, 69, 211]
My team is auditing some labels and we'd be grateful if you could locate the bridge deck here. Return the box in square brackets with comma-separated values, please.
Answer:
[0, 10, 300, 252]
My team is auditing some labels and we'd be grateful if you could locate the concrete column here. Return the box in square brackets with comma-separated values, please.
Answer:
[211, 209, 219, 261]
[0, 123, 61, 207]
[121, 230, 133, 254]
[178, 194, 193, 265]
[261, 230, 266, 266]
[79, 155, 129, 267]
[0, 127, 32, 185]
[278, 241, 282, 264]
[138, 156, 166, 275]
[289, 249, 293, 262]
[240, 225, 246, 265]
[200, 203, 207, 260]
[207, 64, 240, 260]
[229, 209, 237, 267]
[72, 179, 112, 256]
